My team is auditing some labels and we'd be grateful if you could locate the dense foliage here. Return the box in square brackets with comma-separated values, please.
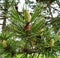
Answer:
[0, 0, 60, 58]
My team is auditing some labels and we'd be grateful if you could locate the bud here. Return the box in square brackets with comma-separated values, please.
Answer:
[40, 28, 44, 32]
[58, 36, 60, 41]
[40, 32, 44, 36]
[2, 40, 7, 47]
[31, 39, 37, 46]
[25, 23, 31, 31]
[31, 41, 36, 46]
[25, 10, 31, 22]
[50, 39, 54, 47]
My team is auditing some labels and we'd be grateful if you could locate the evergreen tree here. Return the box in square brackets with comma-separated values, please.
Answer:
[0, 0, 60, 58]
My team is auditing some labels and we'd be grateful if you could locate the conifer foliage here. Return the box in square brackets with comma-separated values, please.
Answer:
[0, 0, 60, 58]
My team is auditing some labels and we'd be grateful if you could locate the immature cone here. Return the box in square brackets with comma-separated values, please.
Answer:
[31, 39, 37, 46]
[58, 36, 60, 41]
[2, 40, 7, 47]
[40, 32, 44, 36]
[25, 10, 31, 22]
[50, 39, 54, 47]
[40, 28, 44, 32]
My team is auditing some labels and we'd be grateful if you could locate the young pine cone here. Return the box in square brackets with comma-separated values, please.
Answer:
[50, 39, 54, 47]
[25, 10, 31, 22]
[2, 40, 7, 47]
[40, 28, 44, 32]
[58, 36, 60, 41]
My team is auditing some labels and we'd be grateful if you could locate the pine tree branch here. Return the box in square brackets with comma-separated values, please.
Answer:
[18, 48, 39, 54]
